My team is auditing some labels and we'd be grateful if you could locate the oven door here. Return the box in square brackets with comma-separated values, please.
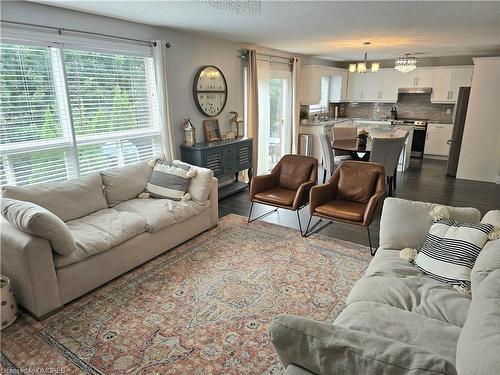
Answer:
[411, 127, 427, 158]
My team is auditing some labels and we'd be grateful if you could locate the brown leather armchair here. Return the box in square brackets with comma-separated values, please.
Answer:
[305, 161, 385, 255]
[249, 154, 318, 236]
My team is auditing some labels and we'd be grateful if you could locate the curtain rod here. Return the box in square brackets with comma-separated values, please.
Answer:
[240, 49, 293, 64]
[0, 20, 171, 48]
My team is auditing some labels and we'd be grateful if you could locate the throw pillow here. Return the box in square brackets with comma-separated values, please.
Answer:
[1, 198, 76, 256]
[145, 160, 196, 200]
[337, 166, 377, 203]
[414, 218, 493, 290]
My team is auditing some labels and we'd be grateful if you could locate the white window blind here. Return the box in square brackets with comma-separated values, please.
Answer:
[0, 42, 161, 186]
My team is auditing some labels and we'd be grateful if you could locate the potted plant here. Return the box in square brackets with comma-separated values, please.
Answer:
[357, 129, 370, 147]
[300, 109, 309, 124]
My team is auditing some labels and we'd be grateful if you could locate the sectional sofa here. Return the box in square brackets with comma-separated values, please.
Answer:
[1, 160, 218, 319]
[270, 198, 500, 375]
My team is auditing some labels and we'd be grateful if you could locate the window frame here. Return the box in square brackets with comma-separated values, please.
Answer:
[0, 36, 161, 186]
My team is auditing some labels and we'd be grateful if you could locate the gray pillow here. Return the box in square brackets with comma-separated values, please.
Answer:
[101, 160, 153, 207]
[145, 160, 194, 201]
[1, 198, 76, 256]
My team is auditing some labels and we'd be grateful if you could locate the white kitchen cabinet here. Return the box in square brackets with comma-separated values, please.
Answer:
[400, 68, 435, 87]
[347, 72, 381, 102]
[347, 73, 364, 101]
[431, 67, 473, 103]
[424, 123, 453, 157]
[329, 70, 348, 102]
[300, 65, 322, 105]
[378, 70, 401, 102]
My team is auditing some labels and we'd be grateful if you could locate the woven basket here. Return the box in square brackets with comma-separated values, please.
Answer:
[1, 276, 17, 329]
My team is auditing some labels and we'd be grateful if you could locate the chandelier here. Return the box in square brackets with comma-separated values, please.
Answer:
[349, 42, 379, 73]
[208, 0, 261, 16]
[395, 54, 418, 73]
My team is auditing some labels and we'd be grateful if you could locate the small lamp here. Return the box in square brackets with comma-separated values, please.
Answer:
[182, 117, 196, 147]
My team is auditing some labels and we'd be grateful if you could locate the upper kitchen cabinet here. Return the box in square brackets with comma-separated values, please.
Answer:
[347, 72, 381, 102]
[300, 65, 322, 105]
[300, 65, 349, 105]
[400, 68, 435, 88]
[378, 70, 402, 102]
[431, 67, 473, 103]
[329, 70, 348, 102]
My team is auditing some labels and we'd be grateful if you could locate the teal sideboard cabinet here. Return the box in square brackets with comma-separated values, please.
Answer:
[180, 137, 253, 199]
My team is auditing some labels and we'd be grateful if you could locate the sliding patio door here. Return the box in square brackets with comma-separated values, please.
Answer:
[257, 61, 292, 174]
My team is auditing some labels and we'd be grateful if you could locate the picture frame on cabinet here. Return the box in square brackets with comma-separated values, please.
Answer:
[203, 119, 222, 142]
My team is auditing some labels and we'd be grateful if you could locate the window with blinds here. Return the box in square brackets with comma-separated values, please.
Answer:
[0, 42, 161, 186]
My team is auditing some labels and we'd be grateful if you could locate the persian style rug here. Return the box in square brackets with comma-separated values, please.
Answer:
[1, 214, 371, 374]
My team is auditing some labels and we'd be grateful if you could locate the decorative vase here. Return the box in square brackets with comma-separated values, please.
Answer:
[1, 276, 17, 330]
[358, 137, 367, 147]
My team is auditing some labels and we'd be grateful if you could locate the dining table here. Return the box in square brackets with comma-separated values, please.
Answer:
[332, 139, 372, 161]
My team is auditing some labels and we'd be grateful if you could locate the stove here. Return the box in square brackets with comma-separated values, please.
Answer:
[391, 119, 428, 158]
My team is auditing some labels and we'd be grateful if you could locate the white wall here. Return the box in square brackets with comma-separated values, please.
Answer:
[1, 1, 335, 158]
[457, 57, 500, 183]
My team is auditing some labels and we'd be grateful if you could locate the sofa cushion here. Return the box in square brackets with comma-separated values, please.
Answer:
[1, 198, 76, 256]
[101, 160, 153, 207]
[2, 173, 108, 222]
[334, 301, 461, 364]
[315, 200, 366, 222]
[146, 160, 194, 200]
[379, 198, 481, 251]
[174, 161, 214, 202]
[336, 166, 377, 204]
[270, 314, 458, 375]
[54, 209, 146, 268]
[470, 239, 500, 296]
[114, 198, 210, 233]
[456, 269, 500, 375]
[347, 253, 472, 327]
[414, 219, 493, 289]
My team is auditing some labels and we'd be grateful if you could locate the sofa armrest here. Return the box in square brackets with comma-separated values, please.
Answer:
[0, 218, 62, 318]
[207, 177, 219, 227]
[250, 173, 279, 200]
[270, 314, 457, 375]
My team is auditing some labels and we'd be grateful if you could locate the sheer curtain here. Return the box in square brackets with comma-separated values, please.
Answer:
[257, 59, 271, 175]
[291, 57, 301, 154]
[151, 40, 176, 161]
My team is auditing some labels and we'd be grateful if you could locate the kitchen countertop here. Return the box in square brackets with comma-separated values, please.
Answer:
[300, 117, 393, 127]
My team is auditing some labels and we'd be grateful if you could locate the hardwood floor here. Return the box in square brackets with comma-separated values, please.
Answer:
[219, 159, 500, 248]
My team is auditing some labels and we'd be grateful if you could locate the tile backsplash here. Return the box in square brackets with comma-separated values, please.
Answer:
[338, 93, 455, 123]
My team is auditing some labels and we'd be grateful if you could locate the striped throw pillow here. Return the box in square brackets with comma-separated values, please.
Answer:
[414, 219, 493, 289]
[145, 160, 195, 201]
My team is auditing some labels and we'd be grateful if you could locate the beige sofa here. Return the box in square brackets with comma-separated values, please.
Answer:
[270, 198, 500, 375]
[1, 160, 218, 319]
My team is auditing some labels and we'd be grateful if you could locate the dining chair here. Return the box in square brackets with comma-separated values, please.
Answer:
[369, 137, 406, 196]
[305, 161, 386, 255]
[393, 128, 409, 189]
[248, 154, 318, 236]
[333, 126, 357, 158]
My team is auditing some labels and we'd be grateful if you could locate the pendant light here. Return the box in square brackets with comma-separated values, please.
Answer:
[349, 42, 379, 73]
[395, 54, 418, 73]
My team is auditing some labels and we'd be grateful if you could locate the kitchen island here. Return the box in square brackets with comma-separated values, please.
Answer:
[299, 118, 413, 171]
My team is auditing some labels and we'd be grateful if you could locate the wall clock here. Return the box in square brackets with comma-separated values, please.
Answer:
[193, 65, 228, 117]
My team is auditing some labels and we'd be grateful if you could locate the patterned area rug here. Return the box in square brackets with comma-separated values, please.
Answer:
[1, 214, 371, 374]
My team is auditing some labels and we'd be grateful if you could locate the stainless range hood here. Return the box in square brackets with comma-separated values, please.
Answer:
[398, 87, 433, 94]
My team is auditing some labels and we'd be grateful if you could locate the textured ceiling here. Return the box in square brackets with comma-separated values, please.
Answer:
[31, 1, 500, 60]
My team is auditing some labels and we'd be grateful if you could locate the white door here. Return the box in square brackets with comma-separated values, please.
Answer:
[424, 124, 453, 156]
[258, 67, 293, 174]
[379, 70, 401, 102]
[432, 69, 453, 102]
[449, 67, 473, 101]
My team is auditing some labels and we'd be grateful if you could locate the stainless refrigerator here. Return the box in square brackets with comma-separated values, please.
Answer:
[446, 87, 471, 176]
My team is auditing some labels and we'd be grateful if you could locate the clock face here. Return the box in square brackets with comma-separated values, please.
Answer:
[193, 66, 228, 117]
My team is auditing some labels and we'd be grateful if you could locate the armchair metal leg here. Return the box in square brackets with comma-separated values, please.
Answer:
[367, 226, 376, 256]
[304, 215, 332, 237]
[393, 169, 397, 190]
[248, 202, 278, 223]
[323, 169, 327, 184]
